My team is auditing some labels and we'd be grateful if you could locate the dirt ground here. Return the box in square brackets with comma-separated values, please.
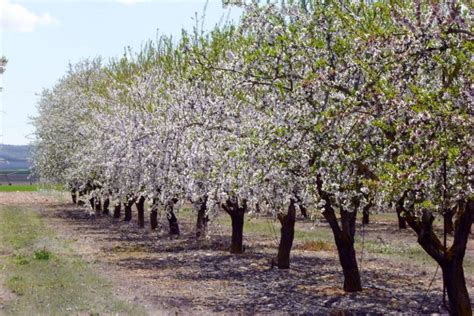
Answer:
[1, 192, 473, 314]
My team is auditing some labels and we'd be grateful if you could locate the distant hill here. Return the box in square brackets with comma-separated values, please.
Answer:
[0, 144, 32, 171]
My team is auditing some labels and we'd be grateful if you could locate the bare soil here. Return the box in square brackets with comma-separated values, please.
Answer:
[1, 192, 473, 315]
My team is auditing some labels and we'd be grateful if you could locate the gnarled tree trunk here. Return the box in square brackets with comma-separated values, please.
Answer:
[361, 201, 373, 225]
[317, 175, 362, 292]
[222, 198, 247, 254]
[277, 200, 296, 269]
[230, 213, 244, 253]
[444, 207, 455, 235]
[441, 258, 471, 316]
[103, 198, 110, 215]
[124, 197, 135, 222]
[335, 230, 361, 292]
[294, 194, 309, 219]
[150, 198, 159, 230]
[166, 199, 180, 237]
[71, 189, 77, 204]
[396, 198, 407, 229]
[404, 197, 473, 316]
[78, 191, 85, 206]
[136, 196, 146, 228]
[113, 202, 121, 219]
[94, 198, 102, 214]
[196, 197, 209, 239]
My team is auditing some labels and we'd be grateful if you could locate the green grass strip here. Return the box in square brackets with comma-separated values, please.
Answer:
[0, 206, 145, 315]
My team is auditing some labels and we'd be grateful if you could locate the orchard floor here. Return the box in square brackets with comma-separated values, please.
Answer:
[1, 192, 473, 315]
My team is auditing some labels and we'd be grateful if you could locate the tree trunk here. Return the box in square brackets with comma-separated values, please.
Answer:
[165, 198, 180, 237]
[294, 193, 309, 219]
[444, 208, 455, 235]
[230, 212, 244, 253]
[94, 198, 102, 213]
[103, 198, 110, 215]
[362, 200, 373, 225]
[71, 190, 77, 204]
[222, 198, 247, 254]
[441, 259, 472, 316]
[150, 209, 158, 230]
[396, 199, 407, 229]
[362, 209, 369, 225]
[403, 198, 473, 316]
[124, 198, 135, 222]
[136, 196, 146, 228]
[78, 191, 85, 206]
[335, 234, 362, 292]
[316, 175, 362, 292]
[113, 203, 121, 219]
[150, 198, 159, 230]
[277, 200, 296, 269]
[196, 200, 209, 239]
[167, 209, 180, 237]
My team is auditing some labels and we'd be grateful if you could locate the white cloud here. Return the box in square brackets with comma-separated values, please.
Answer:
[0, 0, 59, 33]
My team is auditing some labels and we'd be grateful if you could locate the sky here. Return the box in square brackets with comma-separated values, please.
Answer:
[0, 0, 242, 145]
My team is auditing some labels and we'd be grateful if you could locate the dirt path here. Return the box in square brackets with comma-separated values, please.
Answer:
[1, 192, 472, 314]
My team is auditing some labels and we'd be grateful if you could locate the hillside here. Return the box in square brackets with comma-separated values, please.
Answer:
[0, 144, 32, 170]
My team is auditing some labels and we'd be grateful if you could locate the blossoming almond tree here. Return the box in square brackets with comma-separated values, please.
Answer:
[32, 1, 473, 312]
[357, 1, 473, 314]
[215, 1, 384, 290]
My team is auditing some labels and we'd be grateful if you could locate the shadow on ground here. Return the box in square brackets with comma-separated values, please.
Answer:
[42, 204, 449, 314]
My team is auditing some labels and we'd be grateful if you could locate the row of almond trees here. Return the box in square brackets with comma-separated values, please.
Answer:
[32, 1, 472, 314]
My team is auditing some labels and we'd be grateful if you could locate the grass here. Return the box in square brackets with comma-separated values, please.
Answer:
[0, 183, 63, 192]
[0, 184, 39, 192]
[0, 205, 145, 315]
[209, 209, 474, 274]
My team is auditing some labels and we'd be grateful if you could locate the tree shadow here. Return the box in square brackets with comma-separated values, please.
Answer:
[43, 203, 447, 314]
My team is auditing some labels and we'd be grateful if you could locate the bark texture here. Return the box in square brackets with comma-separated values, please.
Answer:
[94, 198, 102, 214]
[196, 198, 209, 239]
[78, 191, 85, 206]
[444, 207, 455, 235]
[277, 200, 296, 269]
[222, 198, 247, 254]
[150, 198, 159, 230]
[103, 198, 110, 215]
[113, 203, 121, 218]
[402, 194, 473, 316]
[166, 199, 180, 237]
[395, 197, 408, 229]
[362, 201, 373, 225]
[136, 196, 146, 228]
[317, 175, 362, 292]
[124, 197, 135, 222]
[71, 190, 77, 204]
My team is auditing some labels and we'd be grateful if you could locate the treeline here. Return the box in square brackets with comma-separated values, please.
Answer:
[32, 1, 473, 315]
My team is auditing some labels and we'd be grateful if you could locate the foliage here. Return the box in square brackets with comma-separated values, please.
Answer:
[30, 0, 472, 300]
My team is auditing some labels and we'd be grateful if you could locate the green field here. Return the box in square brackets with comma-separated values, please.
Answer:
[0, 184, 39, 192]
[0, 184, 63, 192]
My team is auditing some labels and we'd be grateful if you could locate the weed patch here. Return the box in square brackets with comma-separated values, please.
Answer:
[33, 248, 52, 260]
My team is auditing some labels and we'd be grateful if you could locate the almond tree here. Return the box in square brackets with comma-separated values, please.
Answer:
[215, 0, 382, 289]
[360, 1, 473, 314]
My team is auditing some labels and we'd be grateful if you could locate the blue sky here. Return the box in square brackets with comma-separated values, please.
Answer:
[0, 0, 242, 145]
